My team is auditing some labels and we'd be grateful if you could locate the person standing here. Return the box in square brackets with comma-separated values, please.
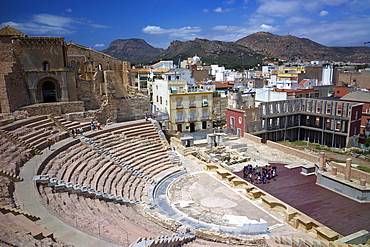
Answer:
[46, 139, 52, 150]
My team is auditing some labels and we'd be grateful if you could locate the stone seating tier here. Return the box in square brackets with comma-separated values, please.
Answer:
[37, 183, 171, 244]
[0, 211, 53, 240]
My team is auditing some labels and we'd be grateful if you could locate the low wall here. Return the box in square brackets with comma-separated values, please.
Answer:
[316, 173, 370, 202]
[329, 161, 370, 184]
[22, 101, 85, 116]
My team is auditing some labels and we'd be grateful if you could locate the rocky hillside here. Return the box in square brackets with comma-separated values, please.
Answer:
[103, 33, 370, 67]
[236, 32, 370, 62]
[102, 38, 163, 62]
[150, 38, 263, 70]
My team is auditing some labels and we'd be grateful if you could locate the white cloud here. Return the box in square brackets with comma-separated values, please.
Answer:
[1, 13, 111, 36]
[66, 8, 72, 13]
[319, 10, 329, 16]
[203, 9, 209, 13]
[1, 21, 75, 35]
[214, 7, 233, 13]
[209, 24, 280, 41]
[142, 25, 202, 39]
[33, 14, 73, 27]
[246, 13, 276, 26]
[90, 24, 111, 28]
[346, 0, 370, 11]
[94, 43, 105, 48]
[286, 16, 314, 25]
[224, 0, 236, 4]
[256, 0, 301, 17]
[292, 15, 370, 46]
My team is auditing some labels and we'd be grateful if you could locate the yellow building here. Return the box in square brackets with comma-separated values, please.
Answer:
[277, 66, 306, 81]
[151, 76, 213, 132]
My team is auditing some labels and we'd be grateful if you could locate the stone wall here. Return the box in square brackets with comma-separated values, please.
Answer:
[0, 42, 30, 113]
[21, 101, 84, 116]
[116, 96, 150, 122]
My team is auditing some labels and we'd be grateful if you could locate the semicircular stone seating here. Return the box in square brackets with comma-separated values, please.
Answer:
[36, 120, 180, 244]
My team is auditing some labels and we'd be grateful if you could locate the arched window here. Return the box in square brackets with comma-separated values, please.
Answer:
[76, 62, 81, 70]
[98, 63, 103, 70]
[43, 61, 50, 71]
[71, 60, 75, 68]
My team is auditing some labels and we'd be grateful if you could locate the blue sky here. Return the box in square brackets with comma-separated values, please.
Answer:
[1, 0, 370, 50]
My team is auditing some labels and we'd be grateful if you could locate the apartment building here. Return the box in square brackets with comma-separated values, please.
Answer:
[151, 75, 213, 132]
[227, 98, 362, 148]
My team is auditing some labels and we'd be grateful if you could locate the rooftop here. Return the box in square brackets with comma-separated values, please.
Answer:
[0, 25, 26, 37]
[340, 91, 370, 103]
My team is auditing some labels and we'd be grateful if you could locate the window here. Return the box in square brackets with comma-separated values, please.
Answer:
[71, 60, 75, 68]
[202, 96, 208, 107]
[176, 97, 183, 108]
[189, 111, 196, 121]
[43, 61, 50, 71]
[202, 109, 208, 120]
[156, 95, 158, 102]
[160, 96, 162, 104]
[230, 116, 235, 129]
[190, 97, 195, 107]
[177, 111, 183, 122]
[76, 62, 81, 70]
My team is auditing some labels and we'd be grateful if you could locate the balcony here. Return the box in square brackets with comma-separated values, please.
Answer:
[188, 116, 197, 122]
[201, 115, 209, 120]
[189, 103, 196, 108]
[176, 104, 184, 109]
[202, 102, 208, 107]
[175, 118, 184, 123]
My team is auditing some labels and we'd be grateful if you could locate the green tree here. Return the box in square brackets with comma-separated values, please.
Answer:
[365, 137, 370, 147]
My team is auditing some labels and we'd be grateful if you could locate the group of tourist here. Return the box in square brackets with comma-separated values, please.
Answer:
[90, 121, 102, 131]
[242, 164, 277, 184]
[71, 127, 84, 138]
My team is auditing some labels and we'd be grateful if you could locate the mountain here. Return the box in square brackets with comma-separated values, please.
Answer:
[103, 33, 370, 68]
[236, 32, 370, 63]
[102, 38, 163, 62]
[148, 38, 263, 70]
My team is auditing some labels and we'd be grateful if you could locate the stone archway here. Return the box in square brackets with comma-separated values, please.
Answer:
[34, 77, 61, 103]
[42, 81, 57, 103]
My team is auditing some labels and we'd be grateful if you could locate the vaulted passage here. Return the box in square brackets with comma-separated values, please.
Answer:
[42, 81, 57, 103]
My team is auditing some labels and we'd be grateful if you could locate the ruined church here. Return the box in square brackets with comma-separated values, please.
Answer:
[0, 25, 149, 123]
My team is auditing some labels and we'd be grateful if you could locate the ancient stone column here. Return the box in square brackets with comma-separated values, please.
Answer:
[344, 158, 352, 181]
[319, 152, 325, 172]
[360, 179, 366, 187]
[332, 167, 337, 176]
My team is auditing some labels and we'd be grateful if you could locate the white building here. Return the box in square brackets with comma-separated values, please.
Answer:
[255, 88, 287, 107]
[322, 66, 334, 85]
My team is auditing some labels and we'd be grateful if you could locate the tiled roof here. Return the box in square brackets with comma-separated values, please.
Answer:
[211, 81, 233, 89]
[0, 25, 26, 37]
[153, 69, 170, 73]
[131, 68, 150, 72]
[299, 79, 308, 85]
[340, 91, 370, 103]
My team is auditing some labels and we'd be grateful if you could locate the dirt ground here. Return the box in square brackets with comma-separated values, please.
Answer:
[278, 141, 370, 172]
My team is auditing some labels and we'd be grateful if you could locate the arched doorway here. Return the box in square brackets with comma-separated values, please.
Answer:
[42, 81, 57, 102]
